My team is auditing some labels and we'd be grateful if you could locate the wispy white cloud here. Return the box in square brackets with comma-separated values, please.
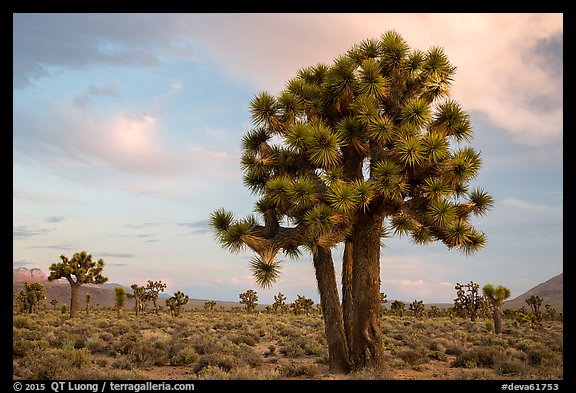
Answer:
[174, 13, 562, 146]
[45, 216, 65, 223]
[501, 197, 562, 215]
[14, 13, 562, 147]
[72, 82, 119, 109]
[13, 99, 240, 186]
[382, 278, 455, 302]
[13, 225, 53, 239]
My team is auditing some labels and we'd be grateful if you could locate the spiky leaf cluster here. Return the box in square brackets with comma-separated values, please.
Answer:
[211, 30, 493, 289]
[48, 251, 108, 286]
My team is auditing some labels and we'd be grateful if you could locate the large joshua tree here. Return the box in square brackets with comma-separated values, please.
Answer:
[48, 251, 108, 318]
[210, 30, 492, 373]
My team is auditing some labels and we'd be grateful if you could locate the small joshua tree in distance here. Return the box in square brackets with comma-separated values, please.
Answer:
[239, 289, 258, 313]
[145, 280, 167, 314]
[48, 251, 108, 318]
[166, 291, 189, 317]
[482, 283, 511, 334]
[115, 286, 126, 319]
[15, 282, 46, 314]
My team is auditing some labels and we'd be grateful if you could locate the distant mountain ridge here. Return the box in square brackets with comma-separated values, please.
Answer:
[13, 267, 49, 282]
[504, 272, 563, 312]
[12, 267, 241, 310]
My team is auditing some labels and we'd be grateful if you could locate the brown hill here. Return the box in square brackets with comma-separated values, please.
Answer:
[504, 272, 563, 312]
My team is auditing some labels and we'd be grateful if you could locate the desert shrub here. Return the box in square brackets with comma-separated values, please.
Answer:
[128, 337, 170, 367]
[98, 331, 115, 343]
[302, 338, 325, 357]
[229, 331, 259, 346]
[95, 358, 108, 367]
[445, 342, 465, 356]
[347, 366, 392, 380]
[451, 346, 503, 369]
[60, 343, 92, 368]
[112, 358, 134, 370]
[95, 319, 112, 330]
[230, 365, 281, 380]
[71, 336, 88, 349]
[229, 342, 262, 367]
[428, 350, 448, 361]
[513, 339, 560, 368]
[280, 344, 306, 358]
[13, 339, 49, 358]
[497, 358, 528, 376]
[397, 347, 428, 366]
[86, 335, 110, 354]
[190, 365, 230, 380]
[427, 339, 445, 353]
[65, 366, 144, 380]
[281, 362, 318, 378]
[17, 350, 69, 379]
[14, 325, 44, 341]
[113, 331, 143, 355]
[452, 368, 497, 380]
[170, 347, 199, 366]
[108, 321, 132, 336]
[16, 343, 91, 379]
[65, 322, 95, 337]
[413, 321, 429, 330]
[13, 315, 35, 329]
[191, 334, 229, 355]
[193, 353, 242, 373]
[475, 334, 508, 348]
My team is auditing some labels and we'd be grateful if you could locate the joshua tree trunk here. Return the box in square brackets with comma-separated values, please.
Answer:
[313, 246, 350, 373]
[69, 283, 80, 318]
[349, 209, 386, 371]
[341, 241, 354, 353]
[493, 307, 502, 334]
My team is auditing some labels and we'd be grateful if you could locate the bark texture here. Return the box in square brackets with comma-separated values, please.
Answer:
[312, 247, 350, 373]
[349, 210, 386, 370]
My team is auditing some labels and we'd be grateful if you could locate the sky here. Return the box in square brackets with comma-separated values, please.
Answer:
[12, 13, 563, 305]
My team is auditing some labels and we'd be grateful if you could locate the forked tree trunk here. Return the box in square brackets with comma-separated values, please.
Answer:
[312, 247, 350, 373]
[349, 210, 386, 371]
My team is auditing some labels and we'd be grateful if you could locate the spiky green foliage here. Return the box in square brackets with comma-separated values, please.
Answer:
[166, 291, 189, 317]
[130, 284, 146, 316]
[291, 295, 315, 315]
[115, 286, 126, 319]
[307, 121, 343, 168]
[239, 289, 259, 313]
[48, 251, 108, 318]
[483, 284, 511, 334]
[211, 30, 492, 285]
[250, 256, 282, 289]
[48, 251, 107, 286]
[15, 282, 45, 314]
[483, 284, 511, 305]
[326, 180, 361, 213]
[145, 280, 167, 314]
[288, 176, 318, 207]
[210, 32, 492, 370]
[272, 292, 288, 313]
[454, 281, 488, 321]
